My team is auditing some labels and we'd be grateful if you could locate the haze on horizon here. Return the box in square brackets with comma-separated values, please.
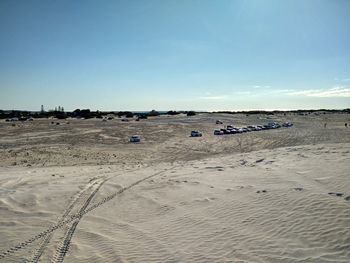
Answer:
[0, 0, 350, 112]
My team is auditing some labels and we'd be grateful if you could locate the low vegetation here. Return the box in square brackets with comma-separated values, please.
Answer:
[1, 108, 349, 120]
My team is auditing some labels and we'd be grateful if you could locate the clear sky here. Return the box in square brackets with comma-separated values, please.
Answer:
[0, 0, 350, 111]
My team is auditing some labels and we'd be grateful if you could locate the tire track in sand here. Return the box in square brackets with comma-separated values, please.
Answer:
[26, 177, 108, 263]
[51, 178, 107, 263]
[50, 167, 176, 263]
[0, 167, 174, 263]
[0, 175, 109, 263]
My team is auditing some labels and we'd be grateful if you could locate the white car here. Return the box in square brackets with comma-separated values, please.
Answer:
[214, 129, 224, 135]
[129, 135, 141, 142]
[282, 122, 293, 127]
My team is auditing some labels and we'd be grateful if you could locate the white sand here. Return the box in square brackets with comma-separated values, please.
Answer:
[0, 113, 350, 262]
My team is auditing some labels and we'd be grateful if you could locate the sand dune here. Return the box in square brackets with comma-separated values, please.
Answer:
[1, 113, 350, 262]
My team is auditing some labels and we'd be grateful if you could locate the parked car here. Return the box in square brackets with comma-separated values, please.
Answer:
[226, 128, 237, 134]
[223, 129, 232, 134]
[247, 125, 257, 131]
[229, 127, 240, 133]
[214, 129, 224, 135]
[129, 135, 141, 142]
[191, 130, 202, 137]
[282, 122, 293, 127]
[267, 122, 281, 129]
[216, 120, 223, 124]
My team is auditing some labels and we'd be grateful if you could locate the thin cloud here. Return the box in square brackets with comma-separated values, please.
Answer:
[252, 85, 271, 89]
[199, 95, 228, 100]
[271, 89, 295, 94]
[235, 91, 252, 95]
[287, 87, 350, 97]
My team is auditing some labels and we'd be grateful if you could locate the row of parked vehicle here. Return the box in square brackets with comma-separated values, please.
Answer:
[190, 122, 293, 137]
[213, 122, 293, 135]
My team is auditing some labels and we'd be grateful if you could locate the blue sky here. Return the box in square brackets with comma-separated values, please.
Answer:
[0, 0, 350, 111]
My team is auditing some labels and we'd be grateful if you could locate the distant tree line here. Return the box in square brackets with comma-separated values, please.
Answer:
[1, 108, 349, 120]
[6, 108, 349, 120]
[0, 109, 196, 119]
[213, 109, 350, 115]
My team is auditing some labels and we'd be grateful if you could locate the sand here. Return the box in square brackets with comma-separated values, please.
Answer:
[0, 112, 350, 262]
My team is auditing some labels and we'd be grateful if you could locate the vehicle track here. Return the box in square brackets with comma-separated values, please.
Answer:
[51, 178, 107, 263]
[0, 166, 174, 263]
[25, 177, 107, 263]
[51, 166, 177, 263]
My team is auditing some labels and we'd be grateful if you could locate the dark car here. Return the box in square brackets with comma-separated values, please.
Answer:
[229, 128, 239, 134]
[223, 129, 232, 134]
[129, 135, 141, 142]
[191, 130, 202, 137]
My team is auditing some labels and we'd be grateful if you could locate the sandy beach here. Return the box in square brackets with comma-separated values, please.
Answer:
[1, 112, 350, 262]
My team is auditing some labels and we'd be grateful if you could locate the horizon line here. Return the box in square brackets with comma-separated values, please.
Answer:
[1, 108, 350, 113]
